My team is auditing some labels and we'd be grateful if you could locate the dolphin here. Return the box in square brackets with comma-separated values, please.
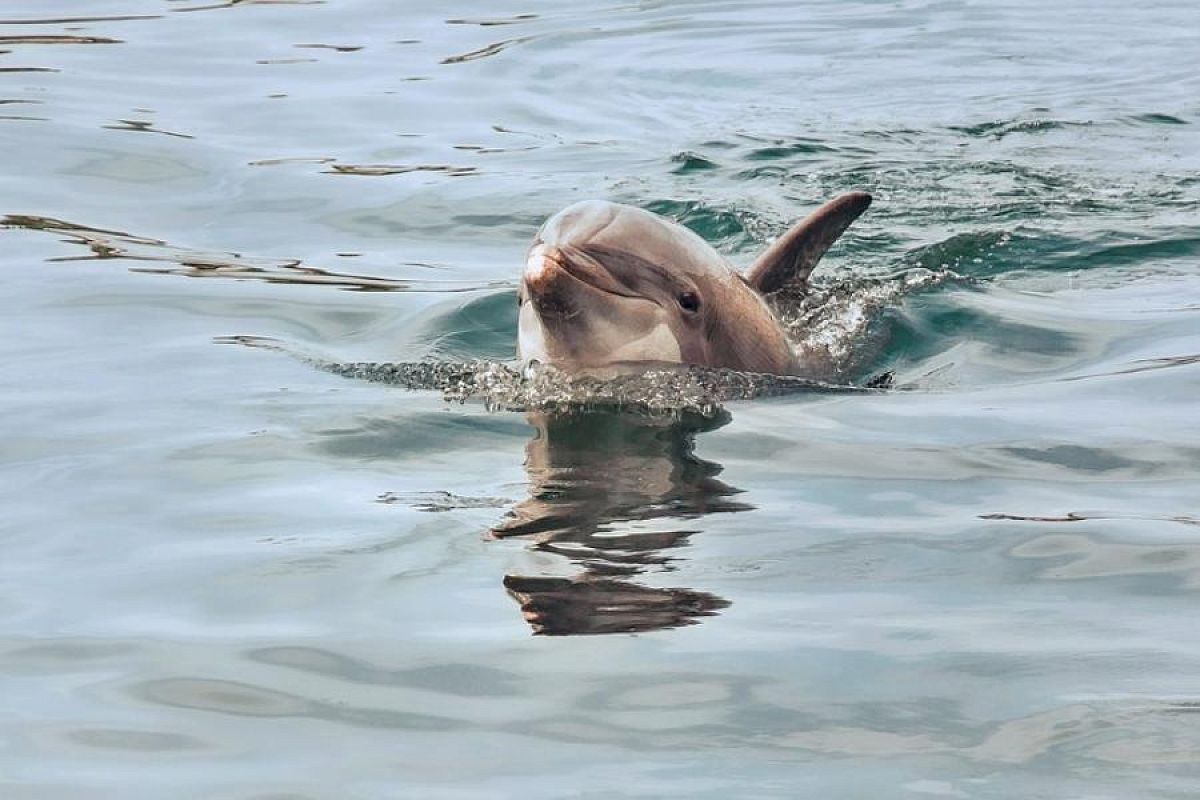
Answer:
[517, 192, 872, 376]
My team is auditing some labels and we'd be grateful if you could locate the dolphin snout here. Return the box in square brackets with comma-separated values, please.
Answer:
[523, 243, 566, 288]
[523, 243, 635, 311]
[523, 244, 580, 318]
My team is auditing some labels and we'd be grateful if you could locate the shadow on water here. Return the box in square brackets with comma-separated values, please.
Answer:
[493, 409, 742, 636]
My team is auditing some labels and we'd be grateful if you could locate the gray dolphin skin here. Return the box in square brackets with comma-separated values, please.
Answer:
[518, 192, 872, 376]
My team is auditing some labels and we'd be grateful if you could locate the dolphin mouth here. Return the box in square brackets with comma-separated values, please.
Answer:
[523, 243, 644, 316]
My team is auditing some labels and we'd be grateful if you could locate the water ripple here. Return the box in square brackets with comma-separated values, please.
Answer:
[440, 36, 535, 65]
[132, 677, 464, 730]
[0, 214, 500, 292]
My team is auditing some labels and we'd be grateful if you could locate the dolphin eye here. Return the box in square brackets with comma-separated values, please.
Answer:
[678, 291, 701, 313]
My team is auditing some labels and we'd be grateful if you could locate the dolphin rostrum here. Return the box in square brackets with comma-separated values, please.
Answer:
[518, 192, 872, 376]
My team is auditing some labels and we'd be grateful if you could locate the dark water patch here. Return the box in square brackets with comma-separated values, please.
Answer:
[687, 134, 871, 178]
[1129, 112, 1190, 126]
[451, 212, 545, 232]
[132, 677, 464, 730]
[746, 140, 837, 160]
[897, 227, 1160, 279]
[810, 158, 1193, 232]
[133, 677, 308, 717]
[446, 14, 539, 27]
[948, 118, 1090, 139]
[642, 199, 757, 249]
[310, 410, 530, 462]
[875, 292, 1086, 384]
[860, 128, 925, 143]
[325, 200, 543, 241]
[0, 14, 161, 24]
[293, 43, 363, 52]
[249, 155, 335, 166]
[172, 0, 325, 13]
[248, 647, 522, 695]
[905, 296, 1082, 358]
[453, 142, 539, 154]
[1001, 445, 1146, 474]
[1064, 353, 1200, 382]
[1009, 533, 1200, 589]
[732, 164, 790, 181]
[102, 119, 194, 139]
[670, 150, 720, 173]
[0, 35, 124, 45]
[489, 123, 561, 144]
[983, 512, 1200, 527]
[1164, 702, 1200, 713]
[967, 161, 1077, 193]
[947, 227, 1200, 277]
[326, 163, 477, 177]
[2, 640, 138, 672]
[829, 228, 909, 257]
[1082, 232, 1200, 269]
[0, 66, 60, 73]
[905, 230, 1017, 274]
[255, 57, 318, 65]
[440, 36, 534, 65]
[913, 701, 1198, 766]
[65, 728, 205, 753]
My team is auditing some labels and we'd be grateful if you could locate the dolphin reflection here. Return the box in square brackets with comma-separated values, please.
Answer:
[493, 410, 750, 635]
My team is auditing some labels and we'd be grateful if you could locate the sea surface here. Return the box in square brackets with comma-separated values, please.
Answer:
[2, 1, 1199, 798]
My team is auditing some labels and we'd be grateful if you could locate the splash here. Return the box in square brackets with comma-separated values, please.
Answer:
[774, 267, 966, 378]
[217, 335, 876, 418]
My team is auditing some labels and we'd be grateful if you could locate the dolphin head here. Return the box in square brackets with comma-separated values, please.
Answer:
[518, 200, 793, 373]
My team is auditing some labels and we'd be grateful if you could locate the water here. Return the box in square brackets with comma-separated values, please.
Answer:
[2, 1, 1199, 797]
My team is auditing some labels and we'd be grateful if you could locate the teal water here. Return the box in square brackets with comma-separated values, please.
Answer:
[2, 1, 1199, 797]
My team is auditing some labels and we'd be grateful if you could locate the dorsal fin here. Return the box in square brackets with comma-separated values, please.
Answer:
[743, 191, 872, 294]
